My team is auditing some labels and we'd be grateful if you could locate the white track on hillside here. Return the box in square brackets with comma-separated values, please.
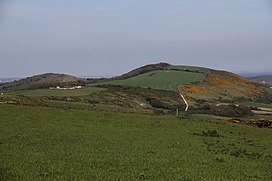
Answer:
[180, 94, 189, 112]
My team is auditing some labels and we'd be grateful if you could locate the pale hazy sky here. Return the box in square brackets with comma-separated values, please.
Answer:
[0, 0, 271, 77]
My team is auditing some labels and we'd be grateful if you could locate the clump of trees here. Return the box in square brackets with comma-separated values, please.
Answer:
[145, 97, 184, 111]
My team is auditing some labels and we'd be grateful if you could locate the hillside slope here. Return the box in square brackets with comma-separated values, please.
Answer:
[0, 73, 86, 91]
[179, 70, 267, 105]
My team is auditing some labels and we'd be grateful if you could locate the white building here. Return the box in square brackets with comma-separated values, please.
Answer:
[50, 86, 83, 90]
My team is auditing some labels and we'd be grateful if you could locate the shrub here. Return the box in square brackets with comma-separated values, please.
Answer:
[235, 105, 253, 116]
[203, 104, 253, 117]
[145, 97, 178, 110]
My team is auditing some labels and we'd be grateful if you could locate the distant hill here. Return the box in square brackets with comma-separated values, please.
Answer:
[90, 63, 268, 105]
[1, 63, 270, 106]
[249, 76, 272, 85]
[237, 71, 272, 78]
[0, 73, 86, 91]
[0, 78, 21, 83]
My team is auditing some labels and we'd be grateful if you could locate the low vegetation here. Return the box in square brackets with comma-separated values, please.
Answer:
[5, 87, 105, 97]
[202, 104, 254, 118]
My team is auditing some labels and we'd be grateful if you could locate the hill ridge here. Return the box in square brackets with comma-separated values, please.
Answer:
[0, 73, 86, 91]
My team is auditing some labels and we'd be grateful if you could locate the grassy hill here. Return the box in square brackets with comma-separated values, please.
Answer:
[0, 73, 86, 91]
[89, 63, 269, 106]
[1, 63, 272, 117]
[92, 65, 210, 91]
[93, 70, 206, 91]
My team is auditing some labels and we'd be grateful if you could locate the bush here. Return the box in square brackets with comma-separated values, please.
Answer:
[235, 105, 253, 116]
[146, 98, 174, 110]
[203, 104, 253, 117]
[145, 97, 183, 111]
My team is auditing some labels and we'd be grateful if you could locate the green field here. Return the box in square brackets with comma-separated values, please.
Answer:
[1, 104, 272, 180]
[4, 87, 105, 97]
[92, 70, 206, 91]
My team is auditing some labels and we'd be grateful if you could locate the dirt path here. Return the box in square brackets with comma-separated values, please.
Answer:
[180, 93, 189, 112]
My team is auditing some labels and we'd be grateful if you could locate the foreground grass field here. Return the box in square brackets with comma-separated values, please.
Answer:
[1, 105, 272, 180]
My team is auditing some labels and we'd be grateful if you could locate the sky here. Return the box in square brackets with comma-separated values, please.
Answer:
[0, 0, 272, 77]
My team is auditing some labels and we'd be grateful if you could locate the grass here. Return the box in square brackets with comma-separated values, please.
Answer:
[92, 70, 206, 91]
[4, 87, 105, 97]
[191, 114, 230, 120]
[0, 104, 272, 180]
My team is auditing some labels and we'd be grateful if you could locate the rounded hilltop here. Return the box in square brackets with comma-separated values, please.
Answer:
[0, 73, 86, 91]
